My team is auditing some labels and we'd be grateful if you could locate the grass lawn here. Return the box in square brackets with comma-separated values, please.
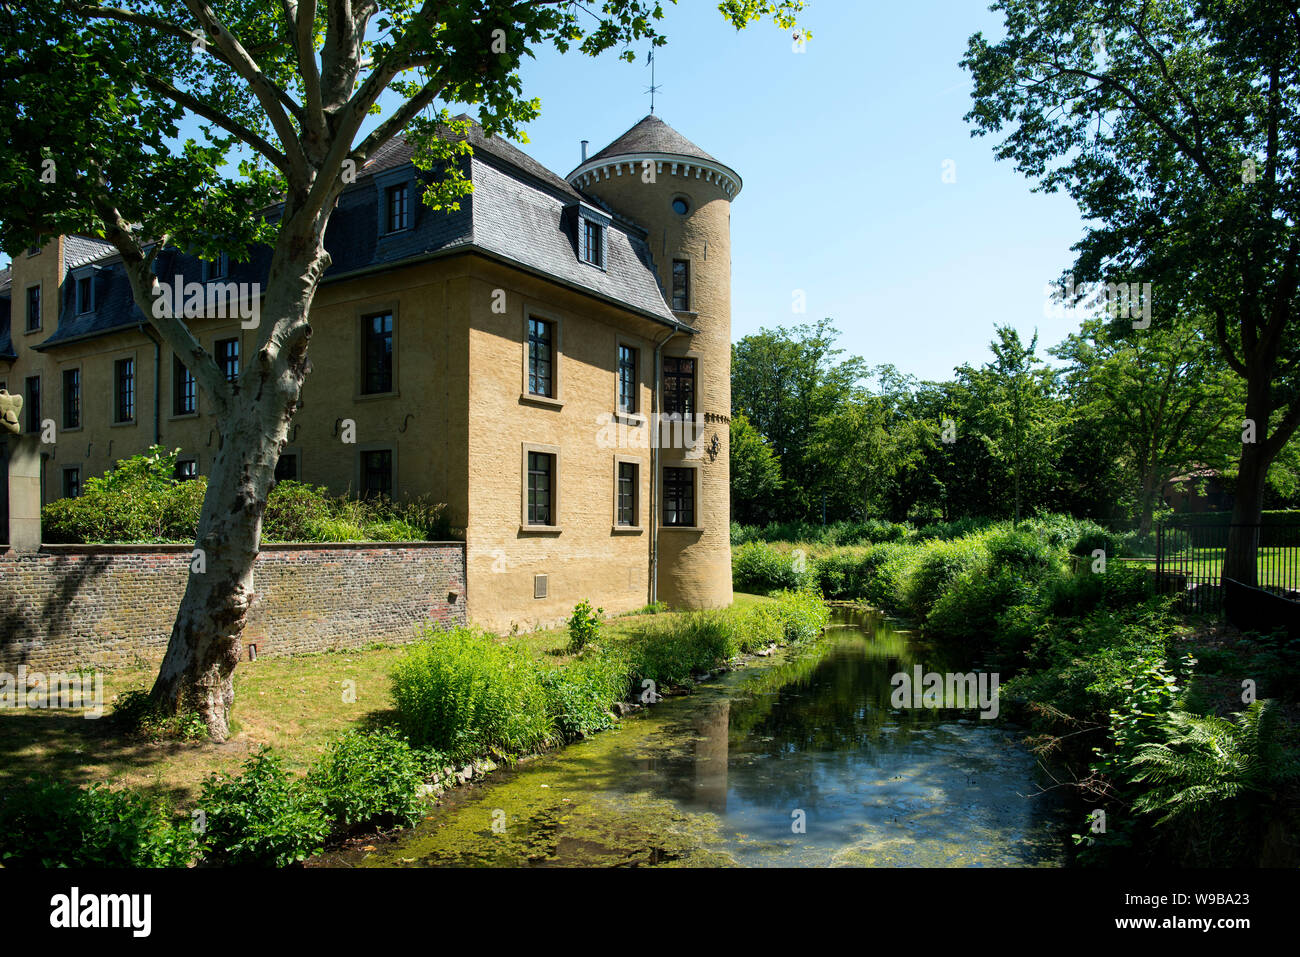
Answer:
[0, 594, 773, 807]
[1118, 547, 1300, 589]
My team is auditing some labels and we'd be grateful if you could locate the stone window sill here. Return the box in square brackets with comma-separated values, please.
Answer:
[519, 524, 562, 535]
[520, 392, 564, 410]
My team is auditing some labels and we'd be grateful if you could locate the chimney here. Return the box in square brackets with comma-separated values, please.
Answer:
[581, 140, 589, 162]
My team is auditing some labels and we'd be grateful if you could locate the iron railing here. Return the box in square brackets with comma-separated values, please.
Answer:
[1155, 521, 1300, 614]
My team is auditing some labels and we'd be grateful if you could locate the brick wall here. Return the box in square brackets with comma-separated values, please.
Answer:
[0, 542, 466, 671]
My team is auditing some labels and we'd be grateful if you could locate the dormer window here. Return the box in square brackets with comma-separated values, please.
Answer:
[75, 275, 93, 314]
[582, 220, 603, 267]
[385, 183, 410, 233]
[569, 202, 611, 271]
[70, 265, 97, 315]
[202, 252, 228, 282]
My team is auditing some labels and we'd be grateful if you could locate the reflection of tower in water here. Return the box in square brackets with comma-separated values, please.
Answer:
[692, 698, 730, 812]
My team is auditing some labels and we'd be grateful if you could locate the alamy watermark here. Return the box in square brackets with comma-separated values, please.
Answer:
[151, 274, 260, 329]
[890, 665, 1000, 719]
[0, 665, 104, 718]
[1044, 274, 1152, 328]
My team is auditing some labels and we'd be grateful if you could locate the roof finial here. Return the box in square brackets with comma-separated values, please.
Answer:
[644, 48, 661, 114]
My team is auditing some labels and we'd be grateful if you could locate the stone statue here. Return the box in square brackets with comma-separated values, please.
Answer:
[0, 389, 21, 435]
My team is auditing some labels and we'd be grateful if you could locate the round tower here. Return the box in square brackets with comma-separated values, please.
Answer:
[569, 115, 739, 610]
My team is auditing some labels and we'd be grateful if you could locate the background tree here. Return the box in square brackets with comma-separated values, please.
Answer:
[731, 318, 866, 519]
[729, 412, 784, 524]
[963, 0, 1300, 583]
[0, 0, 805, 739]
[1052, 314, 1242, 537]
[956, 326, 1062, 525]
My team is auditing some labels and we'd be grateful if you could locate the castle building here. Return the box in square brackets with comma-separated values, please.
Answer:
[0, 115, 737, 631]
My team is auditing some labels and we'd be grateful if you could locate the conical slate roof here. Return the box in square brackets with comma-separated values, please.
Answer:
[584, 115, 722, 166]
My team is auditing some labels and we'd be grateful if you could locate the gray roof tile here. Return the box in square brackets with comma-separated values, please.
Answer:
[31, 119, 679, 351]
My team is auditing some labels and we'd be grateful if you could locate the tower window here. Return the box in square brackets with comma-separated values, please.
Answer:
[174, 458, 198, 482]
[275, 453, 299, 483]
[671, 260, 690, 311]
[663, 356, 695, 416]
[672, 197, 689, 215]
[663, 467, 695, 527]
[202, 253, 229, 282]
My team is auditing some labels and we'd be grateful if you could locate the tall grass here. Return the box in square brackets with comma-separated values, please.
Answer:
[390, 592, 831, 762]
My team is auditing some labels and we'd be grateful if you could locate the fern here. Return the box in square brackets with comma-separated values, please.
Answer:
[1129, 700, 1299, 825]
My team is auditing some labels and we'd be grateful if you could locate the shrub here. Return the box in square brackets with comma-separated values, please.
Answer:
[1045, 564, 1156, 617]
[197, 749, 331, 867]
[307, 729, 426, 833]
[769, 588, 831, 644]
[389, 626, 555, 760]
[927, 566, 1043, 645]
[111, 689, 209, 741]
[903, 537, 990, 620]
[567, 599, 603, 654]
[540, 650, 627, 740]
[732, 541, 814, 593]
[0, 779, 194, 867]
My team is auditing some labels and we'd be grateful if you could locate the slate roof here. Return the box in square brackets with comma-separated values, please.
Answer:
[28, 118, 683, 352]
[582, 114, 722, 167]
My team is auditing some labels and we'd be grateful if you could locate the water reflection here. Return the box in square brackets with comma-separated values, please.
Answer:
[342, 607, 1068, 868]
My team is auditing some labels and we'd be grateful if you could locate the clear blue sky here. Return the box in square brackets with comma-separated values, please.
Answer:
[481, 0, 1090, 383]
[15, 1, 1091, 384]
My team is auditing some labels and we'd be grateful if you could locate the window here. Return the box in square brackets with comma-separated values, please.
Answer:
[527, 451, 555, 525]
[62, 467, 81, 499]
[202, 252, 228, 281]
[663, 467, 695, 527]
[528, 317, 554, 397]
[663, 356, 695, 416]
[25, 285, 40, 332]
[385, 183, 409, 233]
[62, 368, 80, 429]
[24, 375, 40, 434]
[618, 344, 638, 414]
[362, 449, 392, 499]
[174, 459, 198, 482]
[582, 219, 603, 267]
[173, 355, 196, 416]
[672, 197, 690, 215]
[75, 275, 93, 314]
[362, 311, 394, 394]
[617, 461, 638, 527]
[114, 358, 135, 423]
[274, 453, 299, 483]
[216, 337, 240, 382]
[671, 259, 690, 311]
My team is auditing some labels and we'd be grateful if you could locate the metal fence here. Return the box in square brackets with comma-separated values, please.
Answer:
[1155, 521, 1300, 614]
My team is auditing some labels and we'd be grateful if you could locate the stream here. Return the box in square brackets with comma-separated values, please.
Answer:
[327, 606, 1070, 867]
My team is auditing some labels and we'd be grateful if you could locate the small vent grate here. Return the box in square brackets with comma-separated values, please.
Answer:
[534, 574, 548, 599]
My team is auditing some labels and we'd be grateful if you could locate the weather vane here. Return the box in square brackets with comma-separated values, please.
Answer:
[645, 49, 662, 114]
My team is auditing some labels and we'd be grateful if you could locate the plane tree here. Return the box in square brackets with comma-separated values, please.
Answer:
[963, 0, 1300, 583]
[0, 0, 804, 739]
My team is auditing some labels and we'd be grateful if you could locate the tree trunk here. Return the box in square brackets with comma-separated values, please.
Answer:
[147, 223, 326, 739]
[1137, 472, 1159, 540]
[1224, 435, 1268, 588]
